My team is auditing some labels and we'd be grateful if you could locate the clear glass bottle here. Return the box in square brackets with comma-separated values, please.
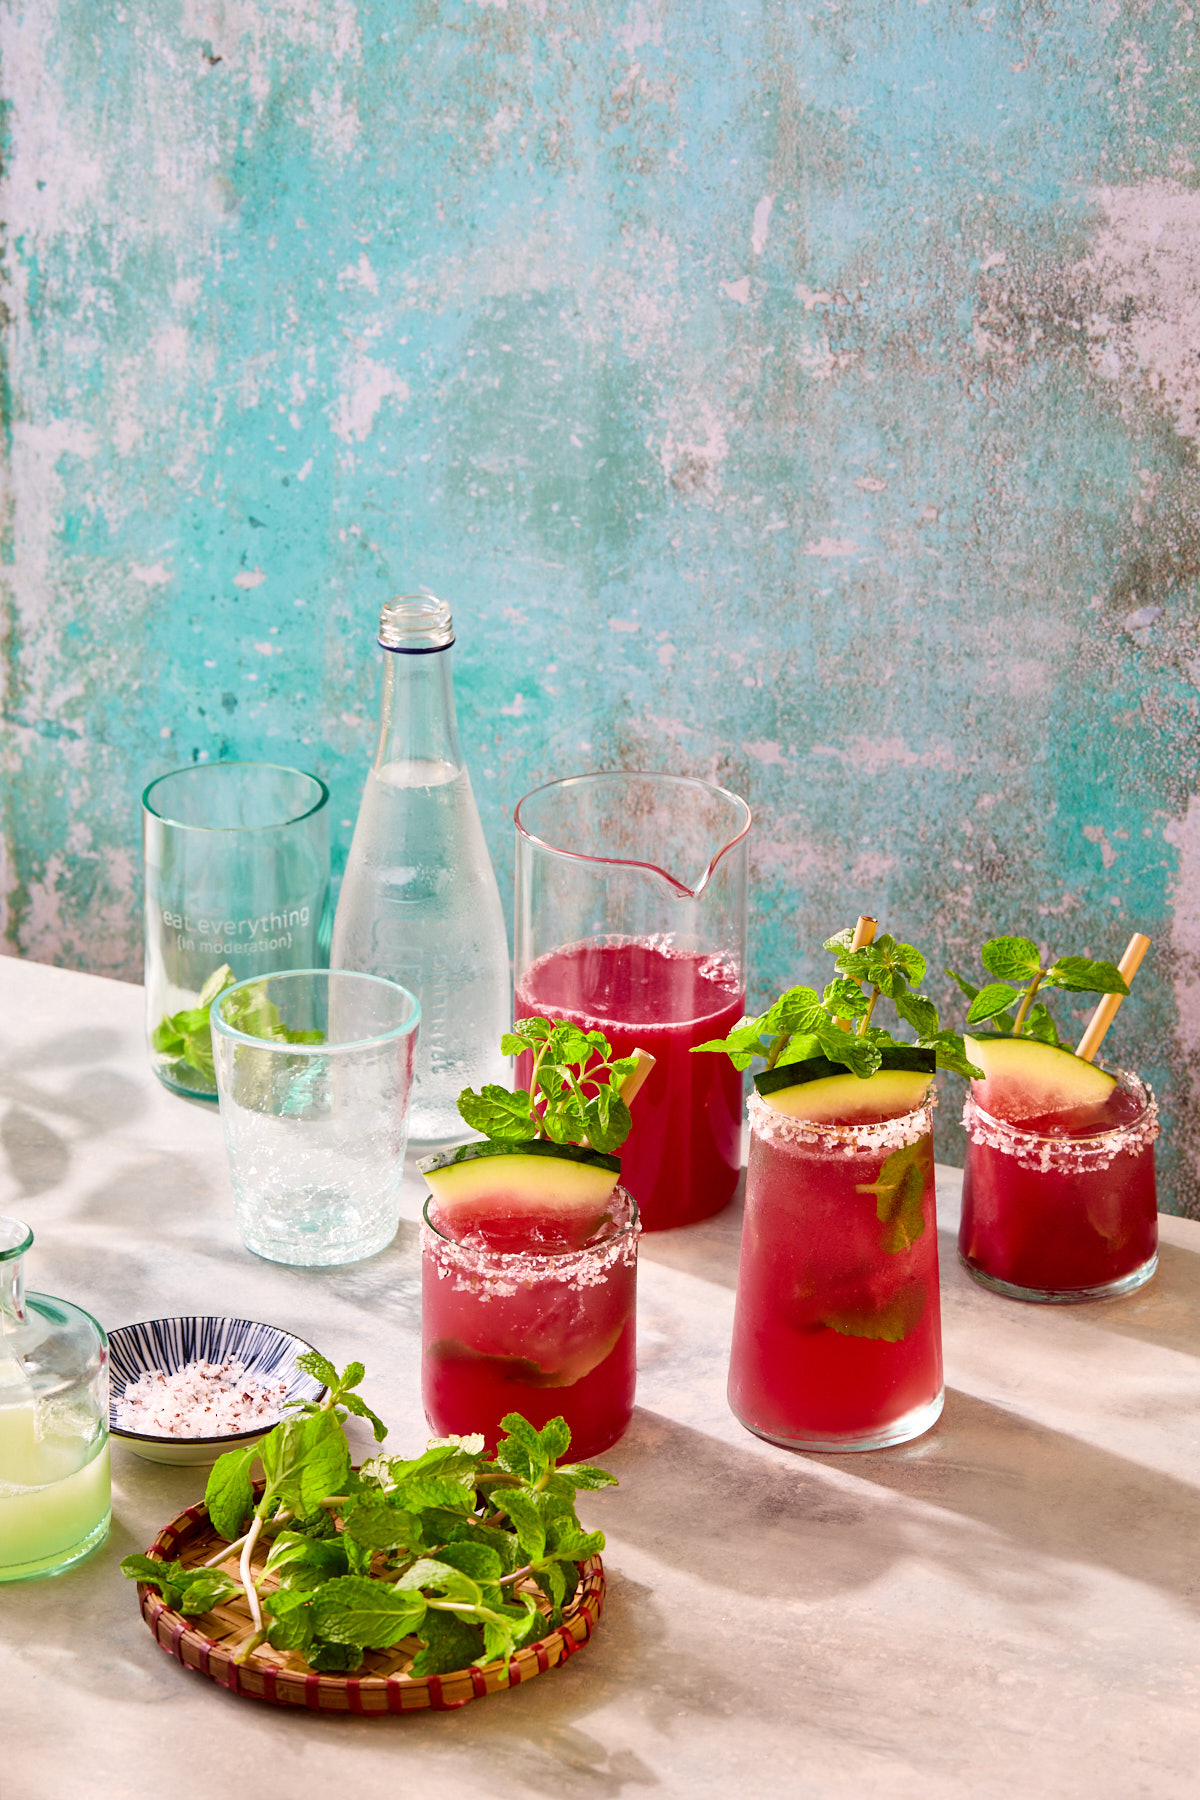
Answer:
[0, 1219, 110, 1581]
[332, 594, 510, 1147]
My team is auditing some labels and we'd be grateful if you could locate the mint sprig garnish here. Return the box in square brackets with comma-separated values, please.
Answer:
[458, 1018, 637, 1155]
[121, 1358, 614, 1676]
[947, 936, 1129, 1042]
[695, 926, 980, 1080]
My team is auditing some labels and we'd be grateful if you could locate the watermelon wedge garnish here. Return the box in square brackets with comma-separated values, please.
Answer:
[965, 1032, 1120, 1130]
[419, 1139, 621, 1253]
[755, 1046, 936, 1124]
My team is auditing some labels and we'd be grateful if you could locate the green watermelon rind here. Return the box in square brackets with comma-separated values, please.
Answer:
[755, 1045, 936, 1098]
[417, 1139, 620, 1177]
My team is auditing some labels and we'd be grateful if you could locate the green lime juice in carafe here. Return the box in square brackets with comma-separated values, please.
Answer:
[0, 1220, 110, 1581]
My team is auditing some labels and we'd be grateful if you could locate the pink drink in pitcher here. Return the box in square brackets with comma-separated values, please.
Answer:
[515, 939, 744, 1232]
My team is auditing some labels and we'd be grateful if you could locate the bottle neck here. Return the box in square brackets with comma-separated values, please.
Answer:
[373, 644, 464, 774]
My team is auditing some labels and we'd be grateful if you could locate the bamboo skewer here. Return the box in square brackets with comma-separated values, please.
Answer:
[836, 914, 877, 1029]
[1075, 932, 1150, 1063]
[616, 1048, 656, 1108]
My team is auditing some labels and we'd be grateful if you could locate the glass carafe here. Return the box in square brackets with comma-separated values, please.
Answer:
[332, 594, 510, 1148]
[514, 772, 751, 1232]
[0, 1220, 110, 1581]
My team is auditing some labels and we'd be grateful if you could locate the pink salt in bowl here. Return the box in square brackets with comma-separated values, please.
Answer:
[107, 1316, 327, 1467]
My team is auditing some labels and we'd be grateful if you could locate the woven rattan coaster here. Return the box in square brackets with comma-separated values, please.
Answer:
[135, 1495, 605, 1714]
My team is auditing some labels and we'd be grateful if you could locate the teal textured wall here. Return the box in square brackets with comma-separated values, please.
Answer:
[2, 2, 1199, 1204]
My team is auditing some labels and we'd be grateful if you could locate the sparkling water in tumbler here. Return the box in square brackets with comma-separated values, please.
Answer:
[332, 595, 510, 1148]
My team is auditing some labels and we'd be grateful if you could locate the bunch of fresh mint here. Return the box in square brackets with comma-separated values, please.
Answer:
[457, 1018, 637, 1154]
[152, 965, 323, 1091]
[122, 1355, 614, 1675]
[696, 926, 979, 1080]
[947, 936, 1128, 1045]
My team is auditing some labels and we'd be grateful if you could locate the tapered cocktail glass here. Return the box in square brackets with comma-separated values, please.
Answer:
[728, 1093, 943, 1452]
[514, 773, 751, 1232]
[959, 1071, 1158, 1301]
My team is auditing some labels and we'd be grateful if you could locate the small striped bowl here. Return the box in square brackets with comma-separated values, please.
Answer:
[108, 1316, 326, 1466]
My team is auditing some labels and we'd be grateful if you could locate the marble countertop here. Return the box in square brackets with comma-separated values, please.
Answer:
[2, 953, 1198, 1798]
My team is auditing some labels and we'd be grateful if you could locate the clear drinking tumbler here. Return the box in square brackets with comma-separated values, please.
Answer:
[212, 970, 419, 1267]
[143, 763, 331, 1100]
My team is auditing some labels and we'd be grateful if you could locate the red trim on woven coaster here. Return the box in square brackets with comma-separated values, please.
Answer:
[507, 1657, 522, 1687]
[263, 1665, 279, 1707]
[197, 1638, 212, 1677]
[469, 1666, 487, 1699]
[304, 1673, 322, 1710]
[427, 1675, 445, 1709]
[345, 1680, 366, 1716]
[533, 1641, 550, 1674]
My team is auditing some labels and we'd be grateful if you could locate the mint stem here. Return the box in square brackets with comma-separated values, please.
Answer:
[857, 989, 880, 1036]
[1011, 970, 1045, 1036]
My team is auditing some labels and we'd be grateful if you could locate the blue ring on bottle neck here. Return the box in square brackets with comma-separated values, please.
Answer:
[376, 637, 456, 654]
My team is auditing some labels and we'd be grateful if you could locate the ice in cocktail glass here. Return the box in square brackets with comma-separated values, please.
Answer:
[420, 1169, 638, 1459]
[728, 1058, 944, 1452]
[959, 1050, 1158, 1301]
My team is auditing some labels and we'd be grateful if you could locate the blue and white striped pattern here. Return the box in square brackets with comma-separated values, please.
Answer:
[108, 1315, 327, 1444]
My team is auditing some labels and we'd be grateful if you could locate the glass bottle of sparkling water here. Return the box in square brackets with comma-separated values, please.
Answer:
[332, 594, 510, 1148]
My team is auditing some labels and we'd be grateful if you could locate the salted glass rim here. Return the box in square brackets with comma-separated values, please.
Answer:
[514, 770, 752, 901]
[748, 1087, 936, 1147]
[211, 969, 421, 1055]
[965, 1066, 1151, 1145]
[421, 1187, 640, 1263]
[142, 762, 331, 833]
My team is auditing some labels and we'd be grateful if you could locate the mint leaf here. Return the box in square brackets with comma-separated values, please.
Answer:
[311, 1576, 427, 1648]
[822, 1280, 927, 1343]
[338, 1390, 389, 1443]
[295, 1349, 338, 1392]
[822, 926, 858, 953]
[457, 1084, 538, 1141]
[894, 991, 939, 1038]
[945, 967, 980, 1003]
[497, 1413, 550, 1481]
[494, 1489, 546, 1561]
[437, 1541, 505, 1584]
[407, 1611, 484, 1677]
[1044, 956, 1129, 996]
[1023, 1002, 1061, 1046]
[761, 986, 826, 1034]
[980, 936, 1042, 981]
[966, 981, 1022, 1025]
[264, 1531, 350, 1587]
[822, 979, 870, 1020]
[309, 1640, 365, 1673]
[581, 1087, 632, 1154]
[857, 1138, 932, 1254]
[558, 1462, 619, 1491]
[537, 1416, 571, 1463]
[814, 1028, 882, 1078]
[204, 1443, 258, 1542]
[920, 1031, 984, 1079]
[692, 1019, 770, 1069]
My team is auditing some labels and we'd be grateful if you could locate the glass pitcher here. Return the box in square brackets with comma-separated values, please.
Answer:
[0, 1220, 110, 1581]
[514, 772, 751, 1231]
